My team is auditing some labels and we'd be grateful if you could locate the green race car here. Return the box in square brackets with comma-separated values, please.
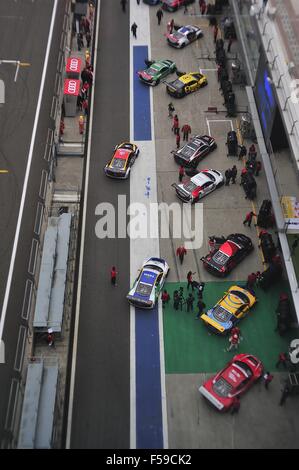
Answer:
[137, 59, 177, 86]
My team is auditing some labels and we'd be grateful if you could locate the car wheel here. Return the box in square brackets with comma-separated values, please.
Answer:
[155, 78, 160, 85]
[217, 181, 224, 188]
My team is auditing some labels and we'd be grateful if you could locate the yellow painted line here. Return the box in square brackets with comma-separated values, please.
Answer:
[0, 170, 8, 174]
[235, 118, 266, 266]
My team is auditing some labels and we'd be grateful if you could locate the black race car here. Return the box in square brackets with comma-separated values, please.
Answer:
[201, 234, 254, 277]
[172, 135, 217, 168]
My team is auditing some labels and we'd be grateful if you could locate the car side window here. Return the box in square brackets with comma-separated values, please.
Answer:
[202, 181, 212, 189]
[236, 305, 245, 317]
[160, 66, 167, 74]
[156, 273, 163, 285]
[188, 32, 195, 40]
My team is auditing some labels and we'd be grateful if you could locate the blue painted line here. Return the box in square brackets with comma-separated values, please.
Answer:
[135, 306, 163, 449]
[133, 46, 152, 141]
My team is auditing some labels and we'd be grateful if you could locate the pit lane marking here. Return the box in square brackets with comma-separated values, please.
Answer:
[206, 118, 234, 136]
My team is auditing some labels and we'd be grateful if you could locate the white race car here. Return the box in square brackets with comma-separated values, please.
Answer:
[172, 169, 224, 203]
[167, 25, 203, 49]
[127, 257, 169, 309]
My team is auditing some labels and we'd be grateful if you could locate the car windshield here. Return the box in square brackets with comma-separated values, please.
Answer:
[172, 32, 184, 39]
[145, 265, 163, 273]
[136, 282, 153, 296]
[212, 377, 233, 397]
[146, 67, 158, 76]
[212, 251, 229, 266]
[212, 305, 231, 323]
[230, 290, 250, 304]
[179, 143, 197, 158]
[170, 79, 185, 90]
[183, 181, 197, 192]
[234, 360, 253, 378]
[111, 158, 125, 169]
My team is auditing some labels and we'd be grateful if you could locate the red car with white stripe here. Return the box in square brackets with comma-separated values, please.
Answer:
[199, 354, 263, 411]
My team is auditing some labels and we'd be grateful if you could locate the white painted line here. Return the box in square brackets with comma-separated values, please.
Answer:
[13, 325, 27, 372]
[207, 119, 234, 131]
[65, 0, 101, 449]
[4, 379, 19, 432]
[206, 118, 211, 136]
[200, 68, 218, 72]
[21, 279, 33, 321]
[28, 239, 39, 276]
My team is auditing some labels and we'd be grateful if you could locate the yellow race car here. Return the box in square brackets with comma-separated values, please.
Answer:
[166, 71, 208, 98]
[200, 285, 257, 335]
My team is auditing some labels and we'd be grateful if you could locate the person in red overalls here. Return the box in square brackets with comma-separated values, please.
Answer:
[161, 290, 170, 307]
[172, 114, 179, 135]
[176, 131, 181, 149]
[181, 123, 191, 141]
[110, 266, 118, 286]
[243, 211, 256, 227]
[176, 245, 187, 264]
[178, 165, 185, 182]
[187, 271, 195, 290]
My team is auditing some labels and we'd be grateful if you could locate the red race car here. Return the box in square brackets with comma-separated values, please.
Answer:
[162, 0, 195, 12]
[199, 354, 263, 411]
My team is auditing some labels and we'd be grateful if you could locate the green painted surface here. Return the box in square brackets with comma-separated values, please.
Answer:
[163, 280, 298, 374]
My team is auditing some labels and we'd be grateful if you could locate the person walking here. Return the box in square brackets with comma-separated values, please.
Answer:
[176, 131, 181, 149]
[82, 98, 89, 116]
[213, 24, 219, 43]
[170, 18, 175, 34]
[168, 102, 175, 118]
[47, 328, 55, 347]
[162, 290, 170, 307]
[243, 211, 256, 227]
[230, 396, 240, 414]
[110, 266, 118, 286]
[187, 271, 195, 290]
[200, 0, 207, 15]
[263, 371, 274, 390]
[226, 333, 240, 351]
[156, 8, 163, 25]
[178, 287, 185, 310]
[231, 326, 242, 342]
[131, 22, 138, 38]
[176, 245, 187, 264]
[238, 144, 247, 161]
[172, 114, 179, 135]
[255, 160, 262, 176]
[276, 352, 288, 369]
[183, 0, 188, 14]
[195, 298, 206, 319]
[279, 384, 290, 406]
[182, 123, 191, 141]
[231, 165, 237, 184]
[246, 272, 257, 290]
[121, 0, 127, 12]
[225, 168, 232, 186]
[186, 293, 195, 312]
[178, 165, 185, 182]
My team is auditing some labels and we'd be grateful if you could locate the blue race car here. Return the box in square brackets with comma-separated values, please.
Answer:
[127, 257, 169, 309]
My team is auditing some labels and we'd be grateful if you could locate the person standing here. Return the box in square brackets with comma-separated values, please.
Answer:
[170, 18, 175, 34]
[238, 144, 247, 161]
[263, 372, 274, 390]
[47, 328, 55, 347]
[291, 236, 299, 255]
[82, 98, 89, 116]
[186, 293, 195, 312]
[243, 211, 256, 227]
[156, 8, 163, 25]
[137, 0, 140, 4]
[225, 168, 232, 186]
[231, 165, 237, 184]
[195, 299, 206, 319]
[86, 31, 91, 48]
[162, 290, 170, 307]
[230, 396, 240, 414]
[200, 0, 207, 15]
[231, 326, 241, 341]
[172, 114, 179, 135]
[110, 266, 118, 286]
[276, 352, 288, 369]
[187, 271, 195, 290]
[176, 131, 181, 149]
[178, 165, 185, 182]
[173, 290, 180, 310]
[183, 0, 188, 14]
[176, 245, 187, 264]
[179, 287, 185, 311]
[279, 384, 290, 406]
[246, 272, 257, 290]
[131, 22, 138, 38]
[168, 102, 175, 118]
[182, 123, 191, 141]
[121, 0, 127, 12]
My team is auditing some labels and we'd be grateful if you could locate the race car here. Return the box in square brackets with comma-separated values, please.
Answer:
[137, 59, 176, 86]
[172, 135, 217, 168]
[172, 169, 223, 203]
[127, 257, 169, 309]
[200, 285, 257, 335]
[166, 71, 207, 98]
[162, 0, 195, 12]
[201, 233, 254, 277]
[199, 354, 263, 411]
[167, 25, 203, 49]
[104, 142, 139, 179]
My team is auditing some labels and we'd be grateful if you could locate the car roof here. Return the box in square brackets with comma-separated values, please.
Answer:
[219, 240, 239, 257]
[221, 363, 247, 387]
[140, 269, 158, 286]
[114, 148, 130, 160]
[179, 74, 197, 84]
[178, 26, 195, 34]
